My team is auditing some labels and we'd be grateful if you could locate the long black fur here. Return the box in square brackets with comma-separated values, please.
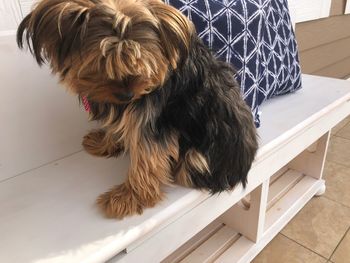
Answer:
[88, 35, 258, 193]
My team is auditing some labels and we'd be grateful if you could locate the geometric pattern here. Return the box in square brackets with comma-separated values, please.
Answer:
[165, 0, 302, 126]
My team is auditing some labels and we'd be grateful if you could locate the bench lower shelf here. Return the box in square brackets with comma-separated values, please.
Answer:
[163, 170, 324, 263]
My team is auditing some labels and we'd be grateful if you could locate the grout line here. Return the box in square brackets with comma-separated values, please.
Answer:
[326, 158, 350, 170]
[325, 159, 350, 168]
[322, 195, 350, 209]
[322, 159, 350, 209]
[333, 117, 350, 133]
[333, 124, 350, 136]
[332, 117, 350, 135]
[0, 149, 84, 184]
[328, 226, 350, 261]
[333, 133, 350, 140]
[280, 233, 329, 260]
[320, 193, 350, 208]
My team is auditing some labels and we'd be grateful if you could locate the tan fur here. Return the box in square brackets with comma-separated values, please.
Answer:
[82, 130, 123, 157]
[174, 149, 210, 188]
[186, 149, 210, 174]
[175, 162, 193, 187]
[96, 103, 179, 218]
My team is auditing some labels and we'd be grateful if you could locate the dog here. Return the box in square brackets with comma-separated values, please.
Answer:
[17, 0, 258, 219]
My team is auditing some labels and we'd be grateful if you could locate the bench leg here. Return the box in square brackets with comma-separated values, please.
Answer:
[220, 180, 269, 242]
[288, 131, 330, 196]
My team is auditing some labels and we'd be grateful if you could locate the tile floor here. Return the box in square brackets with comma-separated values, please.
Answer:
[253, 115, 350, 263]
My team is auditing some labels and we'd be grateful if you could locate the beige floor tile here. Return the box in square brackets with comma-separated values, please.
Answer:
[281, 197, 350, 258]
[253, 234, 326, 263]
[327, 136, 350, 168]
[331, 229, 350, 263]
[323, 161, 350, 207]
[332, 117, 350, 134]
[336, 122, 350, 140]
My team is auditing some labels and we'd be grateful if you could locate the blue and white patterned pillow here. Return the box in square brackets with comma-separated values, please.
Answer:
[165, 0, 302, 126]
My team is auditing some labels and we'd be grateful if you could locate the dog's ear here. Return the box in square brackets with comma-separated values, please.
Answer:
[17, 0, 94, 69]
[149, 1, 194, 69]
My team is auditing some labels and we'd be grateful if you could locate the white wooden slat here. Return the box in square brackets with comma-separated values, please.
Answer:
[0, 0, 22, 32]
[180, 226, 240, 263]
[288, 0, 332, 24]
[0, 35, 93, 181]
[267, 170, 304, 210]
[162, 219, 224, 263]
[0, 30, 17, 37]
[270, 166, 289, 185]
[214, 236, 253, 263]
[19, 0, 37, 17]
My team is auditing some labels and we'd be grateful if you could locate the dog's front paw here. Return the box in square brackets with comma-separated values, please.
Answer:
[82, 130, 123, 157]
[82, 130, 106, 156]
[97, 184, 143, 219]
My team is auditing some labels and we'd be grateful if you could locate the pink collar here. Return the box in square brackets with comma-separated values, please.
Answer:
[82, 96, 91, 112]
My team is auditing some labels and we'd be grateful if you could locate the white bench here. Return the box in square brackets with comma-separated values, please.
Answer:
[1, 35, 350, 263]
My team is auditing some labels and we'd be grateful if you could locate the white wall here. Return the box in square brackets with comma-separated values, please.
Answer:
[0, 1, 23, 35]
[18, 0, 35, 17]
[0, 35, 92, 182]
[0, 0, 38, 35]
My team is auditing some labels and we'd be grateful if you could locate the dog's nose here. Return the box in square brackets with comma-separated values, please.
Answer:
[114, 91, 134, 102]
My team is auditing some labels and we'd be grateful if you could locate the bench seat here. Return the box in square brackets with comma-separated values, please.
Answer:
[1, 75, 350, 263]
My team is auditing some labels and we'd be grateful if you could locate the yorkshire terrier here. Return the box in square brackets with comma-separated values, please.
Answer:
[17, 0, 258, 219]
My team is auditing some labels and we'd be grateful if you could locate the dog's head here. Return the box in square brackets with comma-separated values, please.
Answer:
[17, 0, 193, 103]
